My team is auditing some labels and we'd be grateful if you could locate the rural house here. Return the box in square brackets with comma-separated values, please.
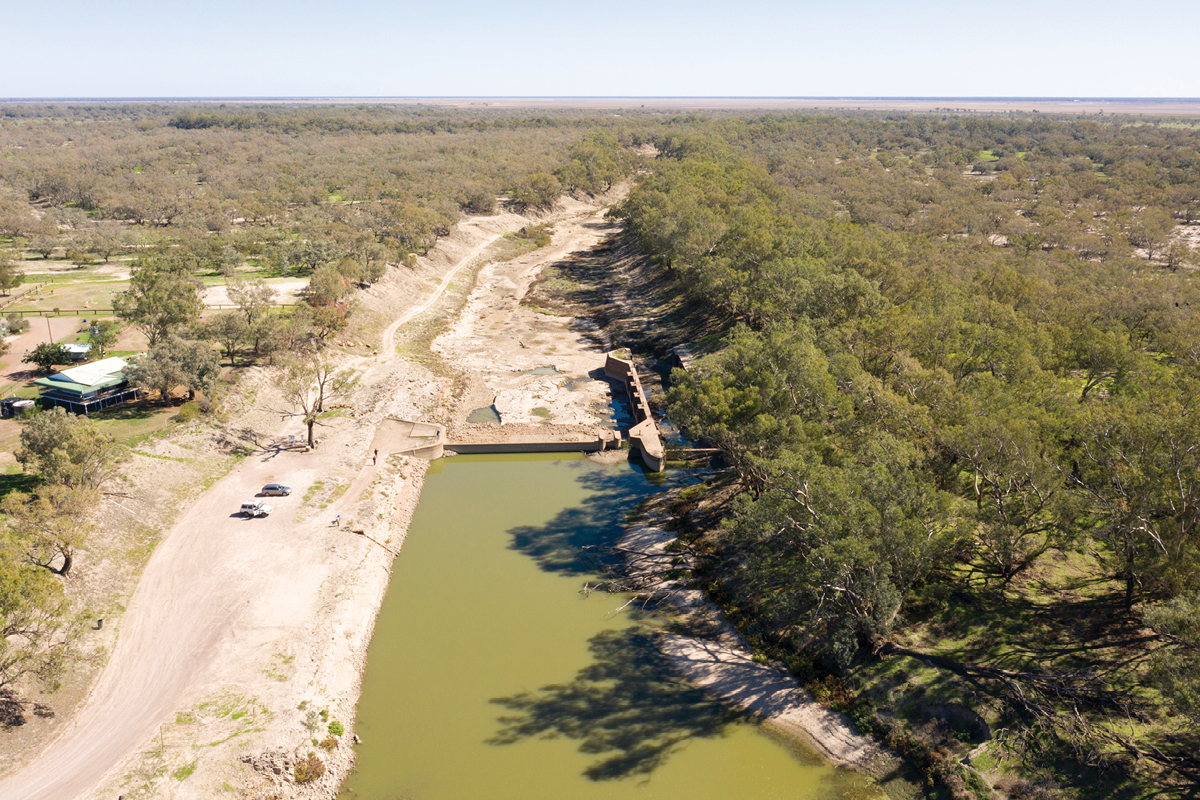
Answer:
[33, 356, 139, 414]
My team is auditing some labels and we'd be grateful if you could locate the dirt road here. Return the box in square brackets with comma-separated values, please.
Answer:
[0, 196, 623, 800]
[0, 435, 320, 800]
[379, 221, 505, 355]
[1, 316, 87, 389]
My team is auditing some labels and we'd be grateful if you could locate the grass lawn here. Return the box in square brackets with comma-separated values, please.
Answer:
[89, 401, 180, 444]
[7, 282, 129, 313]
[0, 465, 38, 503]
[0, 401, 180, 468]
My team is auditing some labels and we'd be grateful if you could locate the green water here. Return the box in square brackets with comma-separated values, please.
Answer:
[466, 405, 501, 424]
[339, 454, 887, 800]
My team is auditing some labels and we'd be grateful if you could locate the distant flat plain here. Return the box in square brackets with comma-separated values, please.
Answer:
[31, 97, 1200, 115]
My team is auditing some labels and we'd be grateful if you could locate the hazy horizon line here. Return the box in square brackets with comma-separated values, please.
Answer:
[3, 95, 1200, 102]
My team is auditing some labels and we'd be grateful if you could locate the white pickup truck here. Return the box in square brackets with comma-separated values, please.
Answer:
[240, 500, 274, 518]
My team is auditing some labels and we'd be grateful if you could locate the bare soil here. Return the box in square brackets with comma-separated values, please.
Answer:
[433, 201, 630, 437]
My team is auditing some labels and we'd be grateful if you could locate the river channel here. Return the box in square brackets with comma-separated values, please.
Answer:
[339, 453, 887, 800]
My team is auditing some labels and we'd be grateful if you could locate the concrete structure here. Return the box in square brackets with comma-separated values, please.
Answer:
[373, 418, 620, 461]
[373, 351, 661, 470]
[371, 419, 446, 460]
[34, 356, 139, 414]
[450, 430, 620, 455]
[604, 350, 666, 472]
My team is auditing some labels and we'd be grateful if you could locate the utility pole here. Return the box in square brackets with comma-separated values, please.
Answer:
[46, 315, 53, 344]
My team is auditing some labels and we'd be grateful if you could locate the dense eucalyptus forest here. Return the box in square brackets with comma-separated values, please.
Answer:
[2, 104, 1200, 799]
[616, 115, 1200, 799]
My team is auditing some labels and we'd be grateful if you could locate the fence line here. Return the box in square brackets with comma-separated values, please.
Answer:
[2, 302, 293, 319]
[0, 283, 49, 311]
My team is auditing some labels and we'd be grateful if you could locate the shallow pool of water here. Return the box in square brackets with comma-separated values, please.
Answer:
[339, 454, 887, 800]
[466, 405, 501, 424]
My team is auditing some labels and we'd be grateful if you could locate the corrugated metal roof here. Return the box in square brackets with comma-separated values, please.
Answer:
[51, 357, 128, 387]
[35, 372, 128, 394]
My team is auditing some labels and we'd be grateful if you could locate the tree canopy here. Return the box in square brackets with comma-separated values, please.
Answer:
[112, 261, 206, 347]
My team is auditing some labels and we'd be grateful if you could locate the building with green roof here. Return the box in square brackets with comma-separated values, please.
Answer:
[33, 356, 140, 414]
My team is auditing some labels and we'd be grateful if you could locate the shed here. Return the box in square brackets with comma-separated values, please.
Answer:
[62, 342, 94, 361]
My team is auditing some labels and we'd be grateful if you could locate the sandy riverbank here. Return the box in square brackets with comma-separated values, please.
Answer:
[617, 515, 899, 779]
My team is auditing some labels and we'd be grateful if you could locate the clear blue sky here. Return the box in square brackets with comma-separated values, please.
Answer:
[2, 0, 1196, 98]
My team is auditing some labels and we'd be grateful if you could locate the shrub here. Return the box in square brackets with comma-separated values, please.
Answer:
[173, 401, 201, 423]
[510, 173, 560, 211]
[461, 188, 496, 214]
[327, 720, 344, 736]
[293, 752, 325, 784]
[319, 736, 339, 751]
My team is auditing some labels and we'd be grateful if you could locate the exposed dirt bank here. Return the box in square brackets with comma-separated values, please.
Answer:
[618, 517, 897, 777]
[433, 204, 628, 436]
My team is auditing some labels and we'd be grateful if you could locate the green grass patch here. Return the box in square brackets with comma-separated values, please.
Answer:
[0, 468, 38, 502]
[172, 763, 196, 781]
[319, 480, 350, 509]
[7, 281, 127, 313]
[264, 651, 295, 682]
[129, 449, 193, 463]
[90, 403, 177, 443]
[303, 480, 325, 503]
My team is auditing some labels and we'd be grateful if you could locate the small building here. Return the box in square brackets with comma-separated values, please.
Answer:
[34, 356, 139, 414]
[62, 342, 94, 361]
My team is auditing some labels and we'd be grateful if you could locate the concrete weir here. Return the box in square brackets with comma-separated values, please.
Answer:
[378, 419, 622, 461]
[377, 351, 665, 471]
[603, 350, 666, 472]
[449, 435, 620, 455]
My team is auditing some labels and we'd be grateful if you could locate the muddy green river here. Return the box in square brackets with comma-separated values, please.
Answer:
[339, 454, 888, 800]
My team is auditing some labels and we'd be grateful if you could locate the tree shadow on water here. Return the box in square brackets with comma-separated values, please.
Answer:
[506, 464, 662, 576]
[488, 627, 740, 781]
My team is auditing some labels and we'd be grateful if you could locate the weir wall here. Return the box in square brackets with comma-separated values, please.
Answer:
[603, 351, 666, 472]
[381, 351, 664, 471]
[449, 434, 619, 456]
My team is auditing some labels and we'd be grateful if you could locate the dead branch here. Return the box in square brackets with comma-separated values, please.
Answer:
[878, 642, 1131, 719]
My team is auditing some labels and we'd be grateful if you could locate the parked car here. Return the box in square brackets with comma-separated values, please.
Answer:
[261, 484, 292, 496]
[240, 500, 274, 517]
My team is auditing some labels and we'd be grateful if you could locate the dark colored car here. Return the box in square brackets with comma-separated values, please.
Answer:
[261, 484, 292, 496]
